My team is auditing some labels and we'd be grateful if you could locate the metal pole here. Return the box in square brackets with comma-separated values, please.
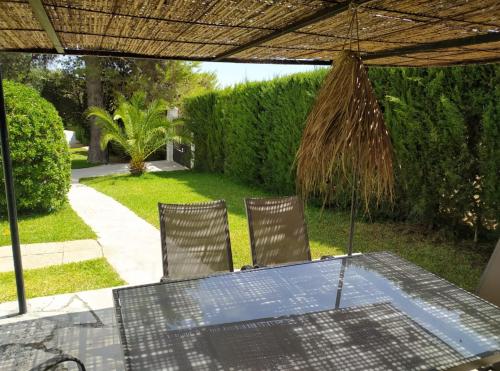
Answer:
[334, 258, 347, 309]
[0, 66, 27, 314]
[347, 171, 357, 256]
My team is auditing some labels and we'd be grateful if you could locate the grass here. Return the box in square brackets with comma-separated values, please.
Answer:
[83, 171, 492, 292]
[70, 147, 98, 169]
[0, 203, 96, 246]
[0, 258, 125, 303]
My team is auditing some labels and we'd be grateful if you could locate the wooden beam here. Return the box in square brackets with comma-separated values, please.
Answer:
[4, 46, 500, 66]
[3, 37, 499, 67]
[213, 1, 373, 61]
[0, 47, 333, 65]
[364, 32, 500, 61]
[28, 0, 64, 53]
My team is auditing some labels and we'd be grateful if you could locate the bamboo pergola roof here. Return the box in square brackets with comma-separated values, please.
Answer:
[0, 0, 499, 66]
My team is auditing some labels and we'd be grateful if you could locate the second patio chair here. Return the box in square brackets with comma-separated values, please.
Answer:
[245, 196, 311, 267]
[158, 200, 234, 280]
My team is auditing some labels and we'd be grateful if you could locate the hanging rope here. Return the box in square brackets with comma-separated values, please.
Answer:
[342, 3, 361, 54]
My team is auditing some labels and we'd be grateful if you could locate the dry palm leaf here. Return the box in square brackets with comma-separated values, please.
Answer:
[296, 49, 394, 209]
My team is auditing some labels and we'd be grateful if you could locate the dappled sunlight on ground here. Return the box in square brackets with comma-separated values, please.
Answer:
[82, 171, 491, 291]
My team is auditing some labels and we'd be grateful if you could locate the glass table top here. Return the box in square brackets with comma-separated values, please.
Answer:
[114, 252, 500, 369]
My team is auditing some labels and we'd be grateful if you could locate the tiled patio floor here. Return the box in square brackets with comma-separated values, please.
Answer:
[0, 288, 124, 370]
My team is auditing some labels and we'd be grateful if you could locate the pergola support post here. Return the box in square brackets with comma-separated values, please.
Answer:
[0, 66, 27, 314]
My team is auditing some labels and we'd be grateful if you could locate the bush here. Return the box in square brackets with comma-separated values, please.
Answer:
[1, 81, 70, 213]
[183, 65, 499, 239]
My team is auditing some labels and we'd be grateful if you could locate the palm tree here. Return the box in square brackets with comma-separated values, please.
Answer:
[87, 92, 179, 175]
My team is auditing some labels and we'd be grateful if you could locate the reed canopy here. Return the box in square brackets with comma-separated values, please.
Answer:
[0, 0, 499, 67]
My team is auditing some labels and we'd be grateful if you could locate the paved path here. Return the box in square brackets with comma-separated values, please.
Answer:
[68, 159, 187, 284]
[68, 184, 163, 285]
[72, 160, 185, 183]
[0, 239, 102, 272]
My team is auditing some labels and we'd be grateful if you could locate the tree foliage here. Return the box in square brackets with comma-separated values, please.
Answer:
[0, 53, 217, 148]
[101, 59, 217, 108]
[0, 53, 55, 85]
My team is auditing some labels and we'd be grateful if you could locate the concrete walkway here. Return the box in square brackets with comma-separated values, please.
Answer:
[67, 159, 187, 284]
[72, 160, 185, 182]
[68, 184, 163, 285]
[0, 239, 102, 272]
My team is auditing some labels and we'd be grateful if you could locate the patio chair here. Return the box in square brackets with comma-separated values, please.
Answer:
[244, 196, 311, 268]
[477, 238, 500, 307]
[158, 200, 234, 280]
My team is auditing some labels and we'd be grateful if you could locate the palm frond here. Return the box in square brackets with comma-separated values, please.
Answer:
[87, 106, 128, 150]
[87, 92, 179, 172]
[296, 50, 394, 209]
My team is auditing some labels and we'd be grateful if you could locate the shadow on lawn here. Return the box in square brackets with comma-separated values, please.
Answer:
[86, 171, 494, 258]
[83, 170, 491, 291]
[146, 171, 352, 250]
[85, 170, 360, 251]
[149, 171, 267, 217]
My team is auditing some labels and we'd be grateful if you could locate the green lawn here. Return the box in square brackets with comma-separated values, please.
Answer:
[0, 258, 124, 303]
[83, 171, 491, 292]
[70, 147, 98, 169]
[0, 203, 96, 246]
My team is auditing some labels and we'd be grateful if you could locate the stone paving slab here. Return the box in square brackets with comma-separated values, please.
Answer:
[72, 159, 186, 183]
[69, 184, 163, 285]
[0, 288, 124, 371]
[0, 239, 102, 272]
[68, 160, 187, 285]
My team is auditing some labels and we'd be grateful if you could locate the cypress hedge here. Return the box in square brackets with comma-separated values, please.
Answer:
[183, 66, 499, 238]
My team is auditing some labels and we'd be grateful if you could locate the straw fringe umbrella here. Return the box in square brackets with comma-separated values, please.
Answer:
[296, 20, 394, 254]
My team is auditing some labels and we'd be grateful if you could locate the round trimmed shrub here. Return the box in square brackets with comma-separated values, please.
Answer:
[0, 80, 70, 214]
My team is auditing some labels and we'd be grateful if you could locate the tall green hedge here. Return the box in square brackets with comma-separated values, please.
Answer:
[183, 66, 499, 237]
[370, 66, 499, 234]
[183, 70, 327, 193]
[184, 92, 223, 173]
[1, 81, 70, 213]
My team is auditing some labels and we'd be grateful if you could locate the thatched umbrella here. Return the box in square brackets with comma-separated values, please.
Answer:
[296, 8, 394, 255]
